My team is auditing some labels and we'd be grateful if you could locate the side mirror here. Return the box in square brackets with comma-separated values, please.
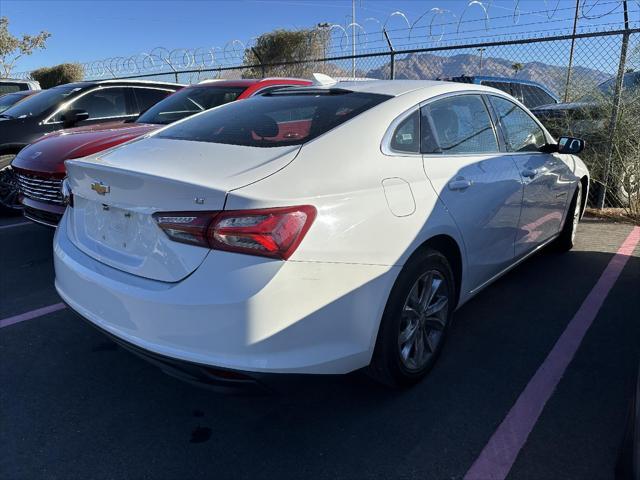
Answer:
[557, 136, 585, 154]
[61, 109, 89, 127]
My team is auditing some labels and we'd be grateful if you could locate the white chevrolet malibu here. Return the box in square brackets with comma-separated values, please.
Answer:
[54, 77, 589, 388]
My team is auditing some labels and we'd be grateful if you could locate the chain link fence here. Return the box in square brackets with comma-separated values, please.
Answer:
[19, 20, 640, 218]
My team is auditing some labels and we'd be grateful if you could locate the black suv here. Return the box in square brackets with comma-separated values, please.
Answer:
[0, 79, 183, 210]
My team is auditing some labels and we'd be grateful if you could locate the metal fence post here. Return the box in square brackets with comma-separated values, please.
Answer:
[383, 28, 395, 80]
[596, 0, 630, 209]
[563, 0, 580, 102]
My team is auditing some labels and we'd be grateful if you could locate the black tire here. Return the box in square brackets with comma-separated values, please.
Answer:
[0, 153, 21, 214]
[554, 183, 582, 252]
[368, 248, 455, 388]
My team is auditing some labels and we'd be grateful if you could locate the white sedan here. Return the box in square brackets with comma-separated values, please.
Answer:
[54, 77, 589, 388]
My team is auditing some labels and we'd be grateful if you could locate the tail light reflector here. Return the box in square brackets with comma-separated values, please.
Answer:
[154, 205, 316, 260]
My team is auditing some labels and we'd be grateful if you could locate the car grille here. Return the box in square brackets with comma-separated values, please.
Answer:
[16, 172, 64, 206]
[23, 205, 63, 227]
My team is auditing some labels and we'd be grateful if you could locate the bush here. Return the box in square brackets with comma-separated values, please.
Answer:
[242, 28, 329, 79]
[545, 82, 640, 220]
[30, 63, 84, 88]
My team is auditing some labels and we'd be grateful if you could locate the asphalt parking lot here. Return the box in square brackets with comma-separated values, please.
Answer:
[1, 215, 639, 480]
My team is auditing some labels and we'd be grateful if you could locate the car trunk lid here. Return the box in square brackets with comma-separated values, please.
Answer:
[64, 137, 300, 282]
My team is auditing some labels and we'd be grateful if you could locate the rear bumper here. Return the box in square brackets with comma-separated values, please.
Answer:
[54, 212, 399, 375]
[68, 305, 277, 393]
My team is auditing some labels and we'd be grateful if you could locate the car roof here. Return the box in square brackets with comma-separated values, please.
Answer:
[52, 79, 185, 89]
[8, 90, 37, 97]
[287, 79, 499, 97]
[0, 78, 37, 83]
[196, 78, 309, 87]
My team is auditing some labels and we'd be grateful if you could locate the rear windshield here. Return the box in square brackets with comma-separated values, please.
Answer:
[137, 86, 246, 125]
[156, 90, 391, 147]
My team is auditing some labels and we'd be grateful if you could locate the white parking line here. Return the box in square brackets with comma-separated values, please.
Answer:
[0, 303, 66, 329]
[0, 221, 31, 231]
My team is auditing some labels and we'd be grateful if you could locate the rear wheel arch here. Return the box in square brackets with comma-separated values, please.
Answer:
[407, 234, 463, 308]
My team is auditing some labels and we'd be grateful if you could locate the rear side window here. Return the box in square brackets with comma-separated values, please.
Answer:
[521, 85, 556, 108]
[489, 96, 546, 152]
[0, 83, 23, 94]
[421, 95, 499, 154]
[390, 110, 420, 153]
[157, 90, 391, 147]
[481, 81, 512, 96]
[134, 88, 174, 113]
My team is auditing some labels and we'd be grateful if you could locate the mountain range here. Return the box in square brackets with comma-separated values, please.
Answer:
[366, 52, 611, 96]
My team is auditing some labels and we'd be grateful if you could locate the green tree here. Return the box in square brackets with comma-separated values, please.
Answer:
[0, 17, 50, 78]
[243, 28, 330, 79]
[511, 62, 524, 77]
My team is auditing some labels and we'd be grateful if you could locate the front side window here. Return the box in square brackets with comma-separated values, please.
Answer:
[422, 95, 499, 154]
[137, 86, 246, 125]
[64, 87, 130, 120]
[390, 110, 420, 153]
[157, 90, 391, 147]
[490, 95, 546, 152]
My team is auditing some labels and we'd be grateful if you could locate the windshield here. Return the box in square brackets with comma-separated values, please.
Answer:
[0, 92, 32, 114]
[579, 71, 640, 102]
[157, 90, 391, 147]
[2, 85, 81, 118]
[137, 86, 246, 125]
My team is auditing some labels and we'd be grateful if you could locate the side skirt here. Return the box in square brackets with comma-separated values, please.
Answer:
[463, 232, 560, 302]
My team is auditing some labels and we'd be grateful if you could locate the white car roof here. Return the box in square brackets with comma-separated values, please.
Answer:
[332, 79, 498, 97]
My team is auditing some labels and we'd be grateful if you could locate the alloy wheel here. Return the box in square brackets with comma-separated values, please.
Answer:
[398, 270, 449, 371]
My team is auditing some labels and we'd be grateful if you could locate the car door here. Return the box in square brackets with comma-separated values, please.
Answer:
[50, 87, 137, 126]
[421, 94, 523, 291]
[488, 95, 574, 257]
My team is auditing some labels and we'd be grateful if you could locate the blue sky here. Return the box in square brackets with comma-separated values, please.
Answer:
[2, 0, 635, 73]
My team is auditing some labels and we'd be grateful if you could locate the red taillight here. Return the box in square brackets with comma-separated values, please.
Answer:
[153, 205, 316, 260]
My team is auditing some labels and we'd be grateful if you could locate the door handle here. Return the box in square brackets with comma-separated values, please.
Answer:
[522, 168, 538, 179]
[448, 179, 472, 191]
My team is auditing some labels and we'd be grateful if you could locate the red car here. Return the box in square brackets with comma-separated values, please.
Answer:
[11, 78, 311, 226]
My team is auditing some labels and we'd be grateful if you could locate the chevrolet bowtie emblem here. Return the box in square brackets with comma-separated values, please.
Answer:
[91, 182, 110, 195]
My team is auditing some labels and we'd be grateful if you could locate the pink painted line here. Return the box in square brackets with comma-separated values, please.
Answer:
[0, 303, 66, 329]
[465, 226, 640, 480]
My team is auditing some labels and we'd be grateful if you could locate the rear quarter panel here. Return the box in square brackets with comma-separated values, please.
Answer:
[225, 88, 467, 275]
